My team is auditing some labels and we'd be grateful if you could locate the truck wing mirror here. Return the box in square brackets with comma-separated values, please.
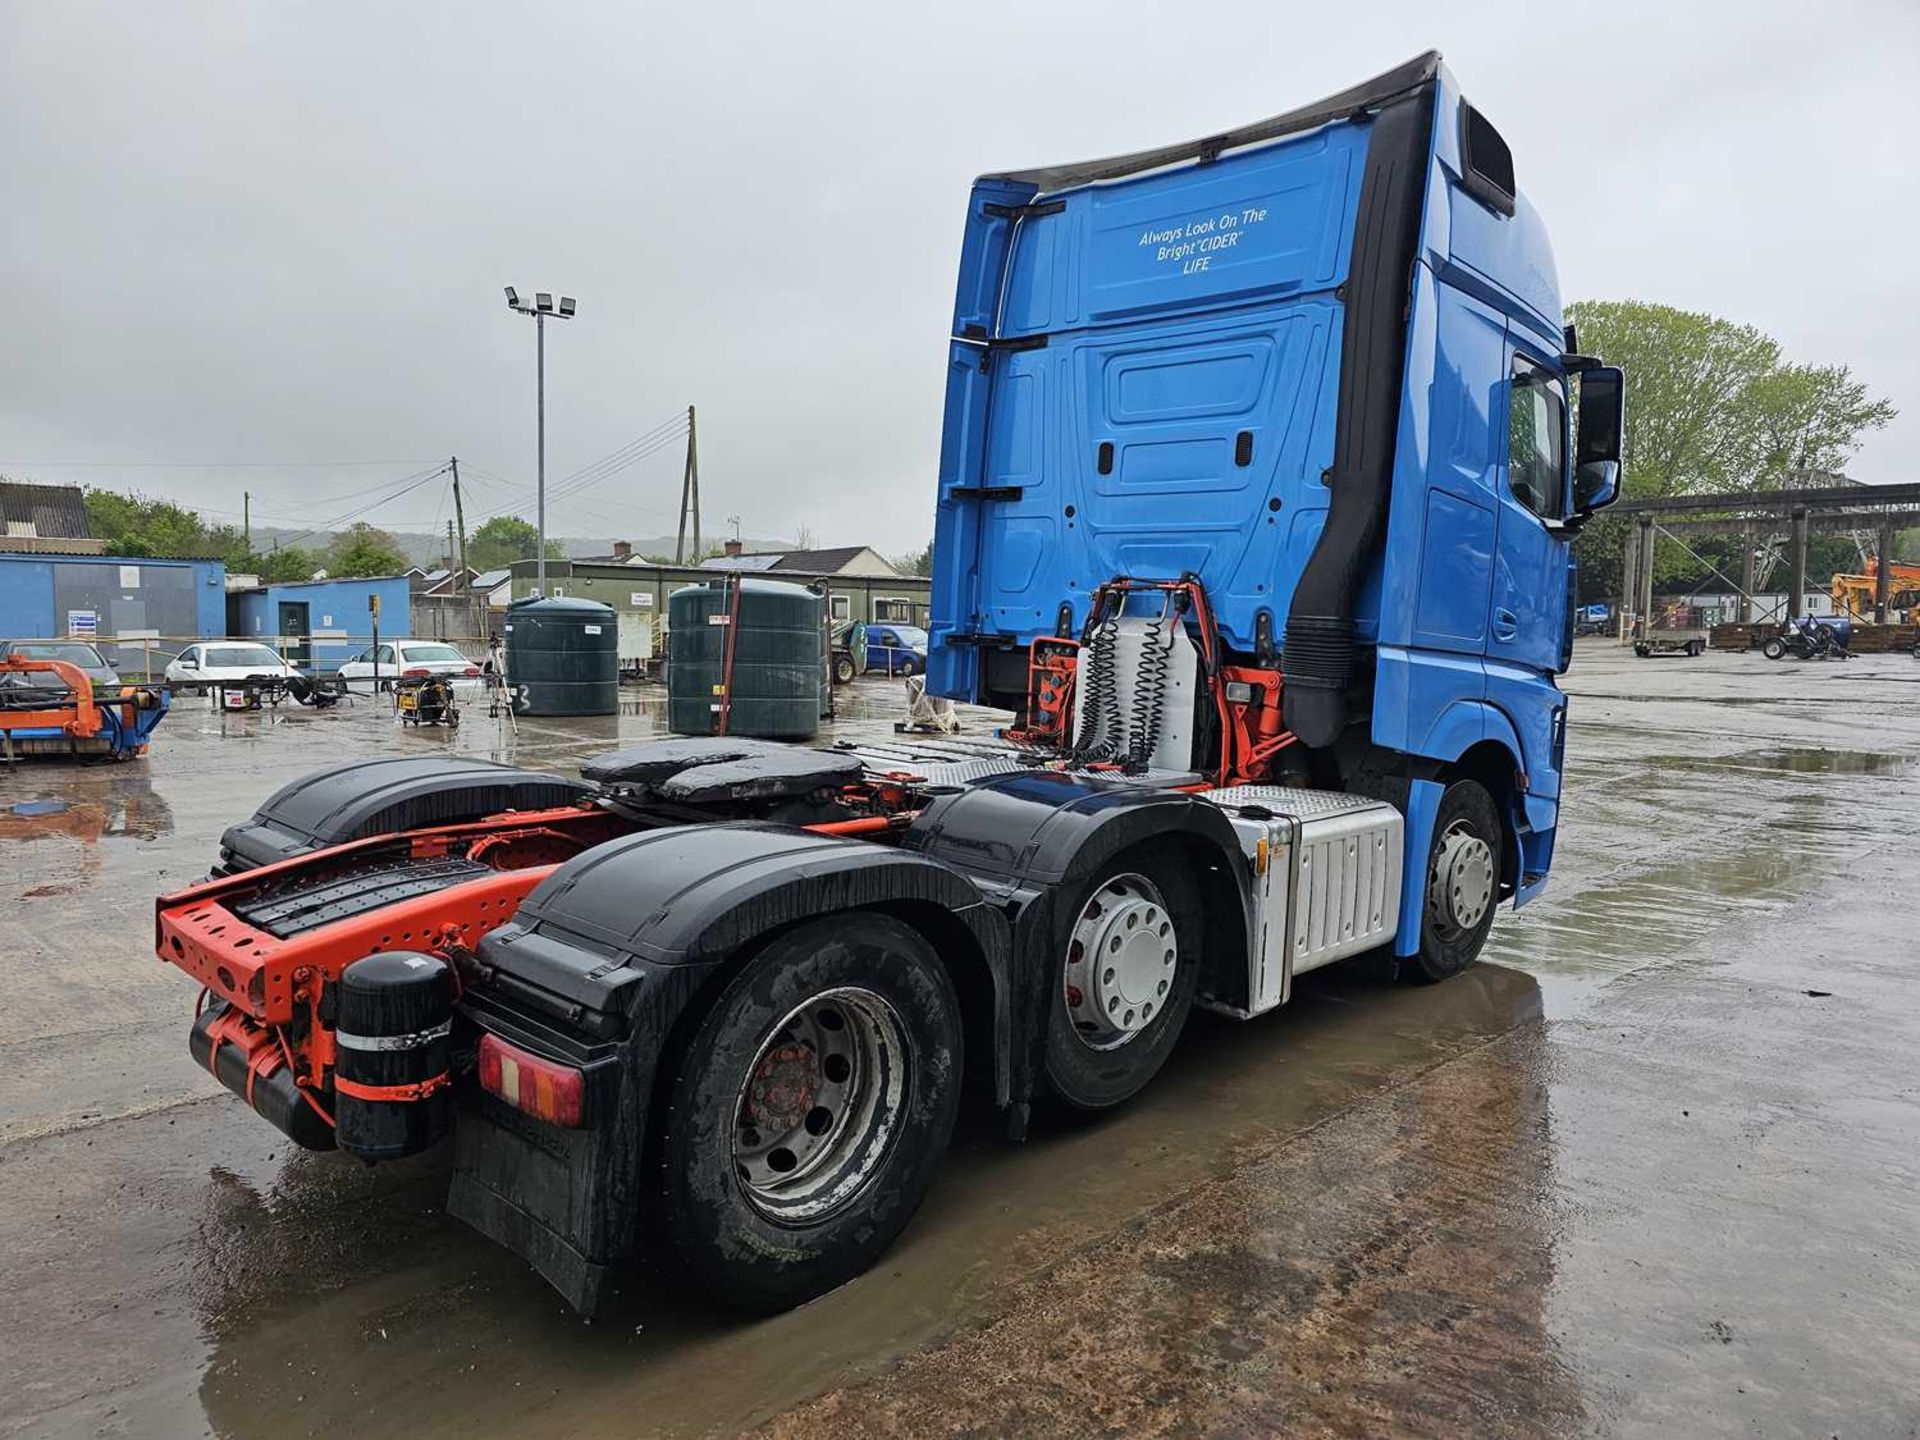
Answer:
[1574, 459, 1619, 512]
[1573, 365, 1625, 516]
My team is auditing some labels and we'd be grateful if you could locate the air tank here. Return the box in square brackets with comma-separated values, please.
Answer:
[504, 596, 618, 716]
[667, 578, 824, 740]
[333, 952, 454, 1163]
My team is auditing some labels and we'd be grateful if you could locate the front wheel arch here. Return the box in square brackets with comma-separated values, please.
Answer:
[1446, 739, 1524, 898]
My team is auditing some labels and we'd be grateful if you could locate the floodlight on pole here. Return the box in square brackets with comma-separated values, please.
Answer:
[504, 287, 578, 595]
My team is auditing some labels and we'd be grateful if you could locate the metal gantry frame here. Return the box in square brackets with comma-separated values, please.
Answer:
[1611, 482, 1920, 633]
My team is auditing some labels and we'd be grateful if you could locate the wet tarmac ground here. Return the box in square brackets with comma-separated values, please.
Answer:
[2, 646, 1917, 1437]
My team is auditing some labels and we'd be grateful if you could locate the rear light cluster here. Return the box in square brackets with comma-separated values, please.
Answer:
[477, 1034, 586, 1127]
[463, 665, 482, 677]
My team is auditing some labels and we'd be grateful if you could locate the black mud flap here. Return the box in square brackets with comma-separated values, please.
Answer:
[447, 821, 1007, 1312]
[447, 1092, 622, 1314]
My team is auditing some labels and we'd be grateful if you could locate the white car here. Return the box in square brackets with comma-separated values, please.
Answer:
[336, 639, 484, 693]
[166, 642, 304, 691]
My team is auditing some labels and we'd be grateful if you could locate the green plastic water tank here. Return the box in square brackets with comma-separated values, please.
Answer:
[667, 578, 824, 739]
[504, 596, 618, 716]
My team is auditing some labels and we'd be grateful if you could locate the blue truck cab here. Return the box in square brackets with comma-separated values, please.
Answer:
[928, 50, 1623, 936]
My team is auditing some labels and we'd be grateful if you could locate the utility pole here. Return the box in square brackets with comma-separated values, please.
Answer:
[243, 491, 251, 552]
[676, 404, 701, 563]
[449, 455, 474, 637]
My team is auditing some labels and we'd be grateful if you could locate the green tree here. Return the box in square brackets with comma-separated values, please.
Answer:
[254, 546, 321, 582]
[84, 488, 225, 559]
[324, 522, 409, 578]
[467, 515, 566, 571]
[1738, 364, 1897, 485]
[891, 542, 933, 577]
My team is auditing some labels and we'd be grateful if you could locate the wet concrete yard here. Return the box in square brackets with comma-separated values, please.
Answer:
[3, 646, 1917, 1437]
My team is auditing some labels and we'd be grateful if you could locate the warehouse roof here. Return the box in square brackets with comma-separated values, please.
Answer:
[1, 480, 93, 540]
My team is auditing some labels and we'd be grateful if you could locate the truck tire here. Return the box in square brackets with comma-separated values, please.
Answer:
[1686, 640, 1704, 657]
[1405, 778, 1501, 984]
[657, 913, 962, 1311]
[1762, 638, 1787, 660]
[1043, 848, 1201, 1110]
[833, 653, 856, 685]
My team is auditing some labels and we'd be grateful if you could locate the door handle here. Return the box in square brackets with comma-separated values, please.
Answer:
[1493, 607, 1519, 641]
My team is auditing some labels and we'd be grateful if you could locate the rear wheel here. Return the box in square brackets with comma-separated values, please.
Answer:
[1043, 849, 1200, 1110]
[1405, 779, 1501, 984]
[657, 914, 962, 1311]
[1761, 638, 1787, 660]
[833, 653, 856, 684]
[1687, 640, 1704, 657]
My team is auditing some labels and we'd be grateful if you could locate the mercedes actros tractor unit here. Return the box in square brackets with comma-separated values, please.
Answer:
[156, 52, 1623, 1314]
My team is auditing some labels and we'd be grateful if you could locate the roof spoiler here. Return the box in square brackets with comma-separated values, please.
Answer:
[979, 50, 1442, 194]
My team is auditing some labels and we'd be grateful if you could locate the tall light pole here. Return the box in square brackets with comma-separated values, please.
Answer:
[504, 287, 576, 595]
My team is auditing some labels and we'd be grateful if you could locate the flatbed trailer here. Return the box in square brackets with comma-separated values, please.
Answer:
[1634, 628, 1707, 657]
[155, 52, 1624, 1314]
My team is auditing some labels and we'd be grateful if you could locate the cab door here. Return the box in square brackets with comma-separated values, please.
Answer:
[1487, 342, 1570, 675]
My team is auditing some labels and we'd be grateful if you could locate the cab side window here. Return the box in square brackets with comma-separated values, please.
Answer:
[1507, 359, 1567, 520]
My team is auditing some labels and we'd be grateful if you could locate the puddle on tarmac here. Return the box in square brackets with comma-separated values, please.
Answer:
[173, 965, 1542, 1439]
[1647, 746, 1912, 776]
[1491, 745, 1911, 996]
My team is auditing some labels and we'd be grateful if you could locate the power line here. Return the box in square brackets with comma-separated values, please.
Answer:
[470, 411, 690, 522]
[0, 458, 441, 469]
[267, 462, 451, 550]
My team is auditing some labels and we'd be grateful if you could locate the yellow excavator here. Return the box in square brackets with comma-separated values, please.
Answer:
[1830, 559, 1920, 624]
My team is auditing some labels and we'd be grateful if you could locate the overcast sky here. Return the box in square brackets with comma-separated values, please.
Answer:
[3, 1, 1915, 554]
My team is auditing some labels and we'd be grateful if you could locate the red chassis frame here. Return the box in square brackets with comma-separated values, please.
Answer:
[158, 800, 925, 1106]
[158, 804, 619, 1097]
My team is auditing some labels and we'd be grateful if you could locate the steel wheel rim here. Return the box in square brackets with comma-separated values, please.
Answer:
[732, 986, 910, 1223]
[1064, 873, 1175, 1051]
[1427, 819, 1496, 942]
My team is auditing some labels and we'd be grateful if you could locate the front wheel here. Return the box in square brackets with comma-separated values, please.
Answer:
[657, 914, 962, 1311]
[1761, 638, 1787, 660]
[1405, 779, 1501, 983]
[832, 654, 856, 685]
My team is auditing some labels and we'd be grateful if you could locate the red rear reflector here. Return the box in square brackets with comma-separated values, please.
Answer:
[402, 666, 431, 677]
[477, 1034, 585, 1127]
[463, 666, 482, 676]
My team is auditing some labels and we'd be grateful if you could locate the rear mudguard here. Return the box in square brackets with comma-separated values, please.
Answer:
[904, 770, 1252, 1125]
[218, 756, 591, 871]
[448, 822, 1008, 1313]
